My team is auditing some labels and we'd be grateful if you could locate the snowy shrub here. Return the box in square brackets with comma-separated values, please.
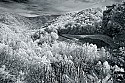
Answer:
[0, 43, 7, 54]
[103, 61, 111, 76]
[0, 65, 16, 83]
[50, 32, 59, 42]
[17, 41, 28, 50]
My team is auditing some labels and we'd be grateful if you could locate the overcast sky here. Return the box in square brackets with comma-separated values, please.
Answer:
[0, 0, 124, 16]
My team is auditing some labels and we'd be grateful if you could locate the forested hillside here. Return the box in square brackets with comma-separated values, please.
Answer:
[102, 2, 125, 46]
[0, 1, 125, 83]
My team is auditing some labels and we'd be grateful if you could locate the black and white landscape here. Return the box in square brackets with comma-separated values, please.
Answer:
[0, 0, 125, 83]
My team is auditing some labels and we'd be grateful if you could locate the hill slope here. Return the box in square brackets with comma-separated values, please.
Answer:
[46, 8, 103, 35]
[0, 1, 125, 83]
[102, 2, 125, 46]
